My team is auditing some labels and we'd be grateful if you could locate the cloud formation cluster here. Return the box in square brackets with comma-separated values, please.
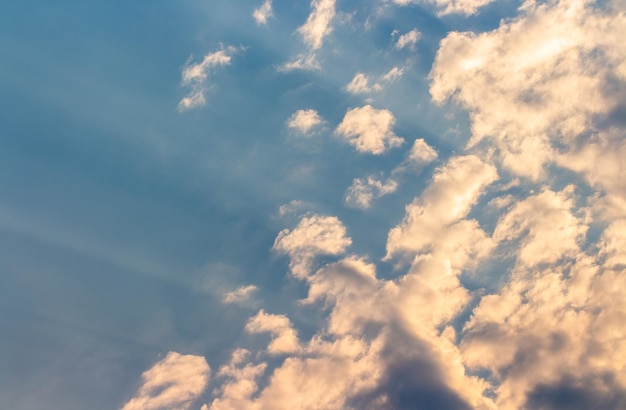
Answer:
[136, 1, 626, 409]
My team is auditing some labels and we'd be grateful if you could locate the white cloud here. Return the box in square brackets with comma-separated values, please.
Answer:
[395, 28, 421, 50]
[286, 109, 325, 135]
[390, 0, 496, 15]
[344, 72, 382, 94]
[223, 285, 258, 305]
[122, 352, 210, 410]
[407, 138, 437, 163]
[253, 0, 272, 25]
[391, 138, 438, 176]
[335, 105, 404, 154]
[278, 53, 321, 72]
[381, 66, 404, 83]
[345, 67, 405, 94]
[208, 349, 267, 410]
[386, 155, 498, 258]
[245, 310, 300, 355]
[280, 0, 336, 71]
[298, 0, 336, 50]
[493, 186, 588, 268]
[345, 175, 398, 209]
[178, 46, 238, 111]
[273, 214, 351, 278]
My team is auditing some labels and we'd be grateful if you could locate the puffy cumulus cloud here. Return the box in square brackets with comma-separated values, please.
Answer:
[253, 0, 272, 25]
[430, 0, 626, 180]
[273, 214, 351, 278]
[394, 28, 421, 50]
[178, 46, 238, 111]
[345, 175, 398, 209]
[386, 155, 498, 258]
[335, 105, 404, 154]
[286, 109, 325, 136]
[223, 285, 258, 305]
[122, 352, 210, 410]
[390, 0, 496, 15]
[245, 310, 300, 355]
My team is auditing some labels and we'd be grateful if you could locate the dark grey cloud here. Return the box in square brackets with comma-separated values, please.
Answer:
[347, 327, 472, 410]
[525, 374, 626, 410]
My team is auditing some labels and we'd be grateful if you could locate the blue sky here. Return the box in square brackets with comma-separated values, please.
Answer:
[2, 1, 626, 409]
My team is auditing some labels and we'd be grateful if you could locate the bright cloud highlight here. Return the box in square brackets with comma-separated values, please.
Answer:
[335, 105, 404, 154]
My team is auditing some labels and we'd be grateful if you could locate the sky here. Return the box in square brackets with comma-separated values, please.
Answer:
[1, 0, 625, 409]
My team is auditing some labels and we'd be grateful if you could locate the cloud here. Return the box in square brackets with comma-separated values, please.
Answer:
[429, 0, 626, 179]
[335, 105, 404, 154]
[392, 138, 438, 176]
[286, 109, 325, 135]
[122, 352, 210, 410]
[178, 46, 238, 111]
[345, 68, 405, 94]
[223, 285, 258, 305]
[344, 73, 382, 94]
[280, 0, 336, 71]
[381, 66, 405, 83]
[245, 310, 300, 355]
[395, 28, 421, 50]
[386, 155, 498, 258]
[390, 0, 496, 15]
[253, 0, 272, 25]
[345, 175, 398, 209]
[493, 186, 588, 268]
[298, 0, 336, 50]
[273, 214, 352, 278]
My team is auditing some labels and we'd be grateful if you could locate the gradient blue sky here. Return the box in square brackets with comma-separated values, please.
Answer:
[2, 1, 625, 409]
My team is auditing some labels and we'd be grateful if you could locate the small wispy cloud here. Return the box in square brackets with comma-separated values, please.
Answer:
[253, 0, 273, 25]
[394, 28, 421, 50]
[282, 0, 336, 71]
[178, 46, 239, 111]
[345, 67, 405, 95]
[345, 175, 398, 209]
[223, 285, 258, 305]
